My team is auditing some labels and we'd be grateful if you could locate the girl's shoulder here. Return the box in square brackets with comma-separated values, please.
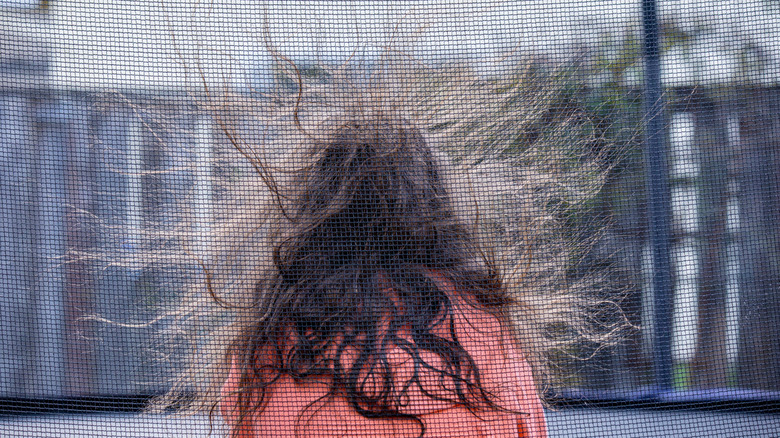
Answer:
[219, 270, 547, 437]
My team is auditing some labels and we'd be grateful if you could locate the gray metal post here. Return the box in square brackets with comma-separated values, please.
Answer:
[642, 0, 674, 393]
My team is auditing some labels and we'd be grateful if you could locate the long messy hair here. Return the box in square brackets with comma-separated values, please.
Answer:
[141, 58, 626, 437]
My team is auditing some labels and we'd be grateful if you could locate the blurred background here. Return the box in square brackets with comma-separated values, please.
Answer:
[1, 1, 779, 436]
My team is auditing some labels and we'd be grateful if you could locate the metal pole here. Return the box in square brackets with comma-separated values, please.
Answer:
[642, 0, 674, 393]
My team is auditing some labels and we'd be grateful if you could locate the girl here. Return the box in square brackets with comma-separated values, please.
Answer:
[217, 113, 548, 437]
[156, 64, 612, 438]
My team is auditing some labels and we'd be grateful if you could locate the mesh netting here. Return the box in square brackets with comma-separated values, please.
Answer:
[1, 1, 779, 437]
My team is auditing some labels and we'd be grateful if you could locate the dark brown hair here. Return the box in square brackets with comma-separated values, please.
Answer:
[225, 113, 514, 436]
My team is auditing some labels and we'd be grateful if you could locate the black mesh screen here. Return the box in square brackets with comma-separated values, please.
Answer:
[2, 1, 779, 437]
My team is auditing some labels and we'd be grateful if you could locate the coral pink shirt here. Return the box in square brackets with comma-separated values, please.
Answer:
[220, 290, 547, 437]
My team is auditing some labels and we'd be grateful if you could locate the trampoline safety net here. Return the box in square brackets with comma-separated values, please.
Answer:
[1, 1, 779, 437]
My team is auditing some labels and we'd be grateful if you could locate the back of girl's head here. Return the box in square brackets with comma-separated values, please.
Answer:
[276, 113, 471, 285]
[207, 108, 512, 432]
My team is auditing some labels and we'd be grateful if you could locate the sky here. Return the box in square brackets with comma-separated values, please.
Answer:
[44, 0, 635, 89]
[5, 0, 778, 89]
